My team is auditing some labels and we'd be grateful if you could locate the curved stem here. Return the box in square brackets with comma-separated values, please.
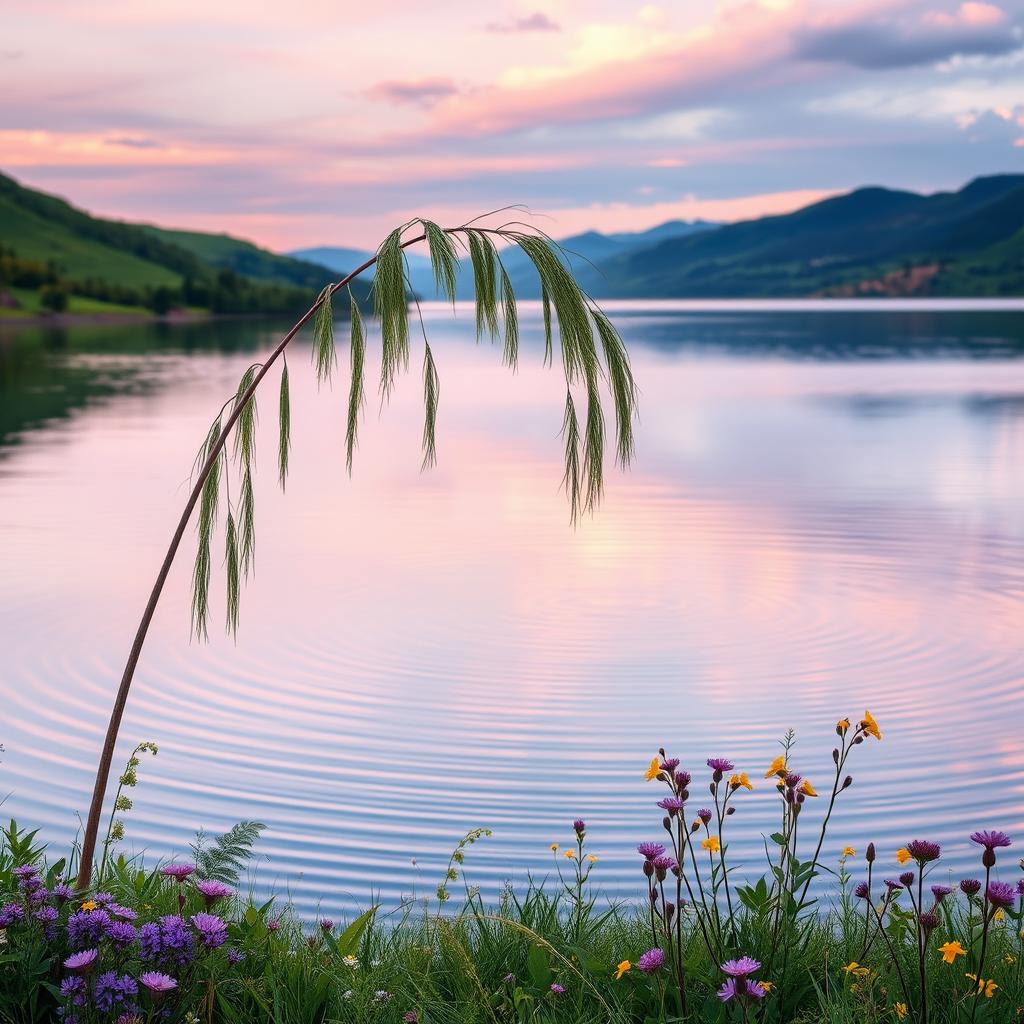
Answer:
[75, 236, 434, 890]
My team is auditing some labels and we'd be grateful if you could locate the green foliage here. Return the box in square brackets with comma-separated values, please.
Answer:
[344, 288, 364, 474]
[192, 820, 267, 885]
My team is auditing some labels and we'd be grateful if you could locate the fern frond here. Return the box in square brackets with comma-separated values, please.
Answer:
[277, 359, 291, 490]
[373, 228, 409, 395]
[311, 286, 336, 384]
[421, 219, 460, 302]
[345, 286, 365, 474]
[191, 820, 266, 885]
[422, 342, 439, 470]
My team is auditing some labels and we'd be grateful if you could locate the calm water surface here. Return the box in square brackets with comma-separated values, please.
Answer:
[2, 301, 1023, 916]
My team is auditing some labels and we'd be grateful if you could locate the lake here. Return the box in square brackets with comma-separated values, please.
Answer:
[2, 300, 1023, 917]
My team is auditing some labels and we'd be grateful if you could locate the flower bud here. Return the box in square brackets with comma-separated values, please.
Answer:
[853, 735, 864, 745]
[726, 806, 736, 815]
[832, 748, 840, 764]
[643, 861, 654, 878]
[663, 816, 672, 832]
[982, 848, 996, 869]
[866, 843, 876, 864]
[842, 775, 853, 790]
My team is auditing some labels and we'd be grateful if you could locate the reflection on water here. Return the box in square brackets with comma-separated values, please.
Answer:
[1, 302, 1023, 916]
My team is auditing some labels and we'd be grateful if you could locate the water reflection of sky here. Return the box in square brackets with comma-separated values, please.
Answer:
[1, 304, 1023, 916]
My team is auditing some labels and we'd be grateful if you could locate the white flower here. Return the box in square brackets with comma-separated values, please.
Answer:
[373, 990, 392, 1003]
[341, 989, 353, 1001]
[342, 954, 360, 969]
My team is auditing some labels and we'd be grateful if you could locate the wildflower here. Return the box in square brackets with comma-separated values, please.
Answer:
[837, 717, 851, 733]
[267, 918, 281, 932]
[194, 879, 233, 908]
[661, 758, 680, 772]
[986, 881, 1016, 910]
[718, 978, 767, 1003]
[0, 904, 24, 928]
[550, 843, 559, 852]
[799, 779, 818, 797]
[52, 883, 75, 904]
[404, 1013, 419, 1024]
[59, 976, 87, 1007]
[93, 972, 138, 1014]
[854, 881, 871, 900]
[722, 957, 761, 977]
[108, 904, 137, 920]
[842, 846, 856, 858]
[502, 973, 515, 984]
[550, 983, 566, 995]
[994, 909, 1005, 922]
[675, 770, 691, 788]
[965, 974, 998, 998]
[106, 921, 138, 948]
[319, 918, 334, 933]
[637, 842, 666, 860]
[698, 809, 713, 824]
[702, 836, 721, 853]
[614, 960, 631, 980]
[653, 855, 677, 879]
[906, 839, 941, 863]
[564, 849, 576, 859]
[637, 948, 665, 973]
[68, 909, 112, 949]
[227, 949, 244, 965]
[931, 884, 952, 903]
[884, 879, 904, 894]
[341, 990, 354, 1000]
[960, 878, 982, 896]
[657, 796, 684, 815]
[970, 830, 1012, 851]
[587, 854, 598, 863]
[64, 949, 100, 975]
[765, 756, 788, 779]
[645, 757, 663, 781]
[161, 863, 196, 882]
[920, 911, 940, 934]
[730, 772, 753, 791]
[760, 980, 775, 992]
[573, 819, 586, 835]
[342, 954, 360, 968]
[896, 848, 912, 865]
[939, 941, 967, 964]
[374, 991, 392, 1003]
[80, 901, 99, 911]
[13, 865, 38, 880]
[900, 871, 916, 887]
[707, 758, 735, 775]
[191, 912, 227, 949]
[894, 1003, 908, 1020]
[861, 711, 882, 740]
[844, 962, 871, 977]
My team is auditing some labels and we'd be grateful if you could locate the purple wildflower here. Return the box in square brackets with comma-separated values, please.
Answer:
[960, 878, 982, 896]
[108, 904, 137, 921]
[854, 881, 871, 900]
[59, 975, 87, 1003]
[404, 1013, 419, 1024]
[93, 971, 137, 1014]
[1017, 880, 1024, 896]
[227, 948, 245, 965]
[160, 863, 196, 882]
[319, 918, 334, 933]
[267, 917, 281, 932]
[675, 770, 691, 789]
[899, 872, 915, 887]
[191, 912, 228, 949]
[637, 842, 666, 860]
[986, 881, 1016, 910]
[106, 921, 138, 948]
[19, 875, 43, 894]
[698, 808, 713, 824]
[67, 910, 111, 949]
[722, 957, 761, 978]
[64, 949, 100, 975]
[661, 758, 680, 772]
[93, 892, 115, 905]
[657, 796, 684, 815]
[970, 831, 1012, 851]
[573, 819, 586, 834]
[637, 948, 666, 973]
[550, 983, 566, 995]
[194, 879, 233, 908]
[0, 903, 25, 928]
[502, 973, 515, 984]
[139, 972, 177, 1001]
[34, 905, 59, 926]
[139, 916, 193, 967]
[52, 883, 75, 904]
[718, 978, 740, 1003]
[784, 773, 802, 788]
[931, 885, 953, 903]
[884, 879, 903, 893]
[13, 865, 38, 880]
[906, 840, 941, 863]
[707, 758, 734, 774]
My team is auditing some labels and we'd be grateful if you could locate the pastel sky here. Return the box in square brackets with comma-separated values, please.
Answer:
[2, 0, 1023, 250]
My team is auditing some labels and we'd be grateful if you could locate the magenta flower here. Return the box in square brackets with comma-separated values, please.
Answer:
[194, 879, 233, 908]
[267, 917, 281, 932]
[572, 819, 586, 834]
[657, 797, 684, 815]
[698, 809, 713, 824]
[319, 918, 334, 933]
[970, 831, 1012, 850]
[13, 865, 38, 880]
[637, 948, 666, 973]
[931, 885, 952, 903]
[404, 1013, 419, 1024]
[719, 977, 767, 1002]
[986, 881, 1016, 910]
[637, 842, 666, 860]
[906, 840, 941, 863]
[706, 758, 734, 774]
[960, 878, 981, 896]
[161, 863, 196, 882]
[661, 758, 680, 772]
[139, 971, 178, 1000]
[721, 957, 761, 978]
[227, 948, 245, 965]
[191, 912, 227, 948]
[674, 770, 691, 788]
[854, 881, 871, 900]
[550, 983, 566, 995]
[64, 949, 99, 975]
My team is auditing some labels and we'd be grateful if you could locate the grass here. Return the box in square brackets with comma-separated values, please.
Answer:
[0, 286, 153, 318]
[2, 715, 1022, 1024]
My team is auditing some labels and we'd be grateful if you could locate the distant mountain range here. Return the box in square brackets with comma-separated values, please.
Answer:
[293, 175, 1024, 299]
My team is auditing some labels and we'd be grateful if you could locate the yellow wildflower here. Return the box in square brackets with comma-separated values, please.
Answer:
[837, 717, 851, 734]
[760, 980, 774, 992]
[896, 848, 911, 865]
[764, 755, 788, 779]
[842, 846, 856, 858]
[644, 757, 663, 781]
[81, 900, 98, 911]
[614, 960, 631, 980]
[702, 835, 721, 853]
[894, 1003, 908, 1020]
[799, 779, 818, 797]
[861, 710, 882, 741]
[587, 854, 598, 863]
[1005, 954, 1015, 966]
[994, 909, 1005, 922]
[939, 941, 966, 964]
[965, 974, 998, 998]
[564, 849, 576, 859]
[844, 962, 870, 977]
[550, 843, 559, 852]
[730, 772, 753, 791]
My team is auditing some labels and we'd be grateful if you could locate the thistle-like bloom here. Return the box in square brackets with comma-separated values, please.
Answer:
[93, 971, 138, 1014]
[899, 871, 915, 887]
[0, 903, 24, 928]
[939, 941, 966, 964]
[614, 960, 631, 980]
[861, 711, 882, 740]
[108, 904, 137, 921]
[674, 770, 691, 789]
[960, 878, 982, 896]
[661, 758, 680, 773]
[906, 840, 941, 863]
[722, 957, 761, 978]
[572, 819, 586, 834]
[653, 855, 677, 879]
[194, 880, 233, 908]
[403, 1013, 419, 1024]
[59, 976, 87, 1007]
[68, 909, 112, 949]
[698, 809, 713, 824]
[191, 912, 228, 948]
[550, 983, 566, 995]
[227, 948, 245, 965]
[637, 948, 665, 973]
[161, 863, 196, 882]
[884, 879, 903, 893]
[931, 884, 952, 903]
[64, 949, 100, 975]
[657, 796, 684, 815]
[854, 881, 871, 900]
[319, 918, 334, 933]
[764, 755, 788, 779]
[267, 917, 281, 932]
[707, 758, 734, 774]
[13, 865, 38, 880]
[637, 842, 666, 860]
[139, 971, 177, 998]
[985, 881, 1016, 910]
[919, 911, 939, 933]
[970, 830, 1012, 851]
[51, 883, 75, 904]
[106, 921, 138, 948]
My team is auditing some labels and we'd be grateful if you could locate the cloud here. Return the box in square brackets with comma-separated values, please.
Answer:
[795, 3, 1022, 70]
[365, 77, 460, 107]
[485, 12, 560, 33]
[104, 135, 162, 149]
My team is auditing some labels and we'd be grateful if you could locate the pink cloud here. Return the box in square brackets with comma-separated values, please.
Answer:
[366, 77, 460, 107]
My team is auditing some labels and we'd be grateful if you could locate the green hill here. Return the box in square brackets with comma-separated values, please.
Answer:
[592, 175, 1024, 297]
[0, 171, 366, 317]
